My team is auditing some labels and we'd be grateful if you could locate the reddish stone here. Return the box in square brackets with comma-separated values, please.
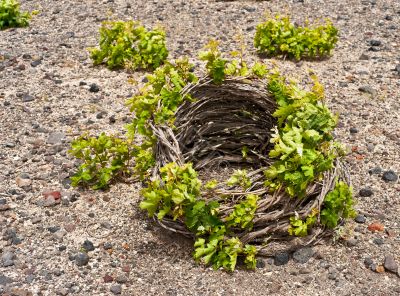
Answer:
[64, 223, 76, 233]
[121, 265, 130, 273]
[103, 274, 113, 283]
[43, 190, 61, 200]
[367, 222, 384, 232]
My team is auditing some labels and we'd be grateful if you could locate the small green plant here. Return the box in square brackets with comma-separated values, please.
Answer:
[321, 181, 356, 228]
[139, 162, 258, 271]
[264, 71, 341, 197]
[90, 20, 168, 70]
[288, 208, 318, 237]
[227, 169, 252, 190]
[69, 133, 133, 189]
[0, 0, 30, 30]
[254, 15, 338, 60]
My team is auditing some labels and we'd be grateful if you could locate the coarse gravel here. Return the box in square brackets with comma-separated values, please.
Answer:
[1, 0, 400, 295]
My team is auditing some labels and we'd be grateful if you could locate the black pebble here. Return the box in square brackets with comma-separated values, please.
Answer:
[369, 40, 381, 46]
[355, 215, 366, 224]
[274, 252, 289, 266]
[350, 127, 358, 134]
[359, 188, 373, 197]
[89, 83, 100, 93]
[82, 240, 95, 252]
[382, 170, 398, 182]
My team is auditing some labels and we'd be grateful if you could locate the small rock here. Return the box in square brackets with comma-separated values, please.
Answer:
[364, 257, 373, 268]
[103, 274, 113, 283]
[16, 176, 32, 187]
[2, 251, 15, 267]
[274, 252, 289, 266]
[369, 40, 381, 46]
[31, 58, 42, 67]
[64, 224, 76, 233]
[395, 64, 400, 75]
[369, 167, 382, 175]
[22, 93, 35, 102]
[115, 275, 128, 283]
[373, 238, 384, 245]
[103, 242, 113, 250]
[358, 85, 376, 96]
[48, 226, 60, 233]
[382, 170, 398, 182]
[75, 253, 89, 266]
[82, 240, 95, 252]
[89, 83, 100, 93]
[385, 15, 393, 21]
[256, 258, 266, 268]
[0, 199, 6, 205]
[355, 215, 366, 223]
[0, 275, 13, 285]
[368, 222, 384, 232]
[359, 188, 373, 197]
[359, 53, 370, 60]
[110, 285, 122, 295]
[346, 238, 358, 247]
[375, 265, 385, 273]
[293, 247, 314, 264]
[384, 255, 398, 273]
[109, 115, 116, 124]
[349, 127, 358, 134]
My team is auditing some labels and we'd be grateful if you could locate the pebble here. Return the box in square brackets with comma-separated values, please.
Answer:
[359, 53, 370, 60]
[373, 238, 384, 245]
[110, 285, 122, 295]
[89, 83, 100, 93]
[369, 167, 382, 175]
[383, 255, 398, 273]
[2, 251, 15, 267]
[292, 247, 314, 264]
[355, 215, 366, 223]
[16, 176, 32, 187]
[274, 252, 289, 266]
[48, 226, 61, 233]
[82, 240, 95, 252]
[349, 127, 358, 134]
[22, 93, 35, 102]
[364, 257, 373, 268]
[103, 242, 113, 250]
[256, 258, 266, 268]
[103, 274, 114, 283]
[369, 40, 381, 46]
[358, 85, 376, 96]
[0, 275, 13, 285]
[346, 238, 358, 247]
[359, 188, 373, 197]
[382, 170, 398, 182]
[395, 64, 400, 75]
[75, 252, 89, 266]
[115, 275, 128, 283]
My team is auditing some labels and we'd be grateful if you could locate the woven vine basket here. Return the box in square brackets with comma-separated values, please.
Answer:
[148, 77, 350, 256]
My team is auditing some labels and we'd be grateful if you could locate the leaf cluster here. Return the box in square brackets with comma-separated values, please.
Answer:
[320, 181, 356, 228]
[69, 133, 133, 189]
[264, 71, 341, 197]
[140, 162, 258, 271]
[199, 40, 269, 84]
[0, 0, 30, 30]
[90, 20, 168, 70]
[254, 15, 338, 60]
[288, 208, 318, 237]
[125, 58, 198, 177]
